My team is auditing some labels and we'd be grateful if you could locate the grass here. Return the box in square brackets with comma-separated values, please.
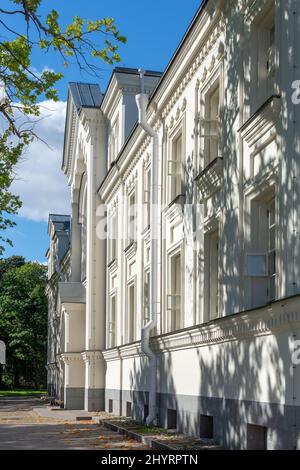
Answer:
[0, 389, 47, 397]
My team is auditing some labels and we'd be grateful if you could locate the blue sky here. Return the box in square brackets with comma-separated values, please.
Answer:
[3, 0, 202, 262]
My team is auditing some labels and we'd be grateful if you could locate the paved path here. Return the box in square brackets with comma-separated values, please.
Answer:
[0, 396, 147, 450]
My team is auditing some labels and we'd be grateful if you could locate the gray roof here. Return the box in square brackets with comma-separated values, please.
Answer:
[113, 67, 162, 77]
[48, 214, 71, 235]
[49, 214, 70, 223]
[69, 82, 103, 112]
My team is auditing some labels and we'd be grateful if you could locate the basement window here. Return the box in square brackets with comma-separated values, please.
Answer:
[144, 404, 149, 423]
[108, 399, 113, 413]
[200, 415, 214, 439]
[247, 424, 267, 450]
[126, 401, 132, 418]
[167, 408, 177, 430]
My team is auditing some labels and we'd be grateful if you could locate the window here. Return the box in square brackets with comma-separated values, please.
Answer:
[144, 167, 151, 228]
[128, 191, 136, 243]
[253, 5, 275, 108]
[143, 270, 150, 325]
[128, 283, 136, 343]
[168, 132, 184, 202]
[109, 296, 116, 348]
[167, 253, 182, 332]
[167, 409, 177, 430]
[247, 424, 267, 450]
[204, 229, 219, 320]
[109, 212, 117, 262]
[81, 213, 87, 281]
[200, 82, 220, 167]
[108, 399, 113, 413]
[200, 415, 214, 439]
[108, 118, 119, 165]
[126, 401, 132, 418]
[247, 190, 276, 307]
[144, 404, 149, 423]
[267, 198, 276, 301]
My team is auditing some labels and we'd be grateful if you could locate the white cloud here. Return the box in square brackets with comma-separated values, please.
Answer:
[11, 100, 70, 222]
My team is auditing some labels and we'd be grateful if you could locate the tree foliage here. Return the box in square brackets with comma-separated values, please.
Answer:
[0, 0, 126, 254]
[0, 257, 48, 388]
[0, 254, 25, 280]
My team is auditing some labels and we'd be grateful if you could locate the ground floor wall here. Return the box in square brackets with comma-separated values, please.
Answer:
[47, 298, 300, 449]
[103, 300, 300, 450]
[46, 362, 64, 402]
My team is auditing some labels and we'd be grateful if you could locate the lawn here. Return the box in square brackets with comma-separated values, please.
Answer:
[0, 390, 47, 397]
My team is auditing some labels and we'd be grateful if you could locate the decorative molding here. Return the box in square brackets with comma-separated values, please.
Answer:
[60, 352, 83, 364]
[161, 20, 225, 120]
[103, 295, 300, 360]
[81, 350, 104, 364]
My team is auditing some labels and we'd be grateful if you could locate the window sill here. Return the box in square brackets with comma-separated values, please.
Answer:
[194, 157, 223, 200]
[107, 258, 117, 269]
[239, 94, 281, 134]
[168, 193, 186, 209]
[124, 240, 137, 255]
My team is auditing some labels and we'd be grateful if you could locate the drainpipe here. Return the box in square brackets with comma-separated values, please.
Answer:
[136, 69, 159, 426]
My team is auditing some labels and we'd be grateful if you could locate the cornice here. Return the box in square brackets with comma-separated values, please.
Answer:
[60, 352, 83, 364]
[81, 350, 104, 363]
[103, 295, 300, 360]
[102, 341, 142, 362]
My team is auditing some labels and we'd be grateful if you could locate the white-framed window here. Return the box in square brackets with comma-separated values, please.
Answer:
[109, 212, 117, 262]
[81, 213, 87, 281]
[144, 166, 151, 229]
[143, 269, 150, 325]
[267, 197, 276, 300]
[168, 131, 184, 203]
[167, 252, 182, 332]
[246, 254, 268, 276]
[247, 189, 276, 306]
[109, 295, 116, 348]
[127, 282, 136, 343]
[108, 118, 119, 165]
[252, 3, 275, 109]
[128, 190, 136, 244]
[204, 227, 219, 321]
[200, 80, 220, 167]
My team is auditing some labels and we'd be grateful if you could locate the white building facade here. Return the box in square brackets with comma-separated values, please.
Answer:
[47, 0, 300, 449]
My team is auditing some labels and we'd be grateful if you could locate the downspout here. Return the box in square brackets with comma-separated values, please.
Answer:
[136, 69, 159, 426]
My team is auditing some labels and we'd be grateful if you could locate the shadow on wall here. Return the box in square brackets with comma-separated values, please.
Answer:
[127, 0, 298, 451]
[128, 348, 179, 430]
